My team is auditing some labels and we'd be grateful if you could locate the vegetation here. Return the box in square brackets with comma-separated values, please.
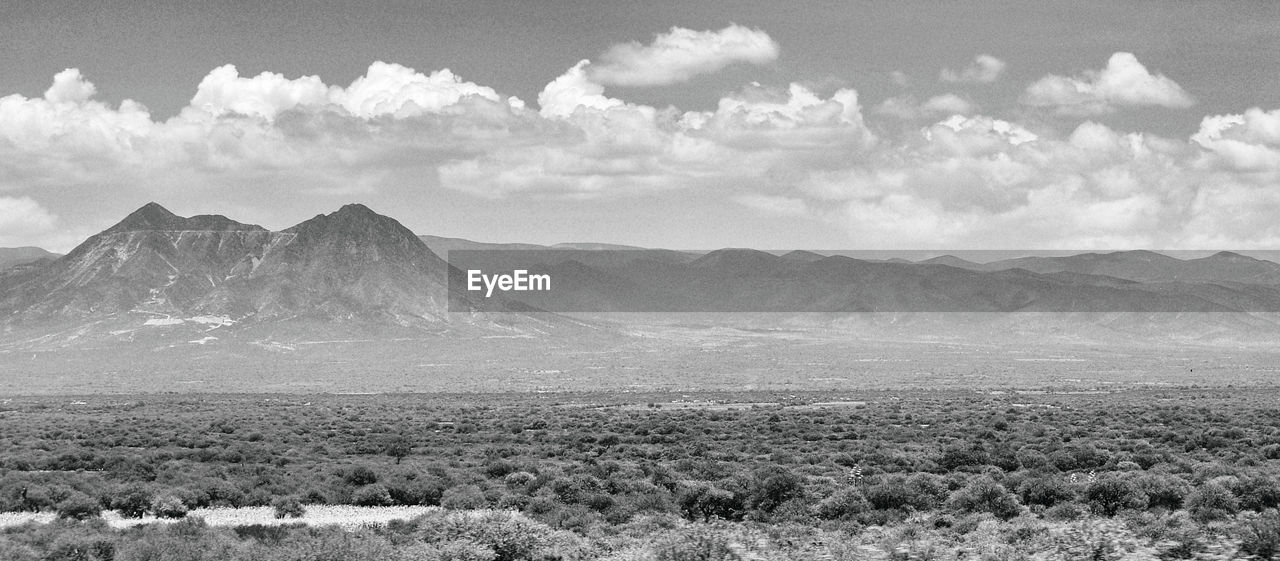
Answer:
[1, 388, 1279, 558]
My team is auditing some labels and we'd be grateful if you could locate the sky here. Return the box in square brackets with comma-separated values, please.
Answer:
[3, 1, 1280, 252]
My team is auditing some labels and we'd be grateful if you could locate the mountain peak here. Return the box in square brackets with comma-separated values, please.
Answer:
[104, 203, 264, 234]
[105, 202, 180, 233]
[1207, 250, 1254, 262]
[284, 203, 423, 247]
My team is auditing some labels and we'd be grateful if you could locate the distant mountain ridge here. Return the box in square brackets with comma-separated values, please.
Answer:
[0, 247, 60, 271]
[929, 250, 1280, 285]
[0, 203, 478, 334]
[4, 203, 1280, 351]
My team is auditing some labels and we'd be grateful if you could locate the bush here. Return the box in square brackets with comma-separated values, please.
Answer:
[653, 526, 742, 561]
[55, 491, 102, 520]
[341, 465, 379, 486]
[814, 487, 870, 520]
[352, 484, 394, 507]
[1084, 477, 1146, 516]
[1237, 476, 1280, 512]
[1132, 474, 1190, 511]
[106, 483, 152, 518]
[679, 484, 744, 522]
[1186, 482, 1240, 522]
[272, 495, 305, 518]
[151, 493, 189, 518]
[416, 510, 553, 561]
[1017, 476, 1075, 508]
[947, 476, 1022, 520]
[1241, 510, 1280, 560]
[748, 466, 804, 513]
[441, 484, 488, 510]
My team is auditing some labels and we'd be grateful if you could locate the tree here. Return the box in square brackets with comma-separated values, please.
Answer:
[385, 437, 412, 465]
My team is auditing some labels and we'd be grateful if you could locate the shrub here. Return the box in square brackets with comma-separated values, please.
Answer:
[947, 476, 1022, 520]
[653, 526, 742, 561]
[352, 484, 394, 507]
[387, 476, 446, 506]
[1043, 502, 1088, 521]
[678, 484, 744, 522]
[416, 510, 553, 561]
[1017, 476, 1075, 508]
[55, 491, 102, 520]
[1084, 477, 1147, 516]
[1237, 476, 1280, 512]
[504, 471, 537, 490]
[441, 484, 488, 510]
[1132, 474, 1190, 511]
[341, 465, 379, 486]
[1186, 482, 1240, 522]
[814, 488, 870, 520]
[939, 444, 990, 471]
[0, 537, 39, 561]
[272, 495, 305, 518]
[107, 484, 153, 518]
[1241, 510, 1280, 560]
[151, 493, 189, 518]
[748, 466, 804, 513]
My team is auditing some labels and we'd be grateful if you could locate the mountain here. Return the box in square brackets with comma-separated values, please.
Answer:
[0, 247, 60, 271]
[6, 203, 1280, 354]
[420, 235, 548, 255]
[0, 203, 503, 337]
[780, 250, 828, 263]
[463, 249, 1280, 314]
[925, 250, 1280, 285]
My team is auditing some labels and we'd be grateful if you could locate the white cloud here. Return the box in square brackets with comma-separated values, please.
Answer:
[587, 24, 779, 87]
[940, 54, 1006, 84]
[876, 94, 975, 120]
[1021, 52, 1195, 115]
[537, 60, 627, 118]
[0, 196, 58, 246]
[6, 50, 1280, 250]
[189, 62, 515, 121]
[44, 69, 98, 104]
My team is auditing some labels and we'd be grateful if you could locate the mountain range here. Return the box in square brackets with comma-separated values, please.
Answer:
[3, 203, 1280, 351]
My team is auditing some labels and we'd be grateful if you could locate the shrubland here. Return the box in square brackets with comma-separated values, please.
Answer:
[1, 388, 1278, 559]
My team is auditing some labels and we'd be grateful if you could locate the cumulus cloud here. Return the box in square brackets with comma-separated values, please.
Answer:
[6, 48, 1280, 250]
[1021, 52, 1196, 115]
[188, 62, 515, 121]
[940, 54, 1006, 84]
[587, 24, 779, 87]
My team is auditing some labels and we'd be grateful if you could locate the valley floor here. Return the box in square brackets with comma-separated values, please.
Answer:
[1, 389, 1278, 559]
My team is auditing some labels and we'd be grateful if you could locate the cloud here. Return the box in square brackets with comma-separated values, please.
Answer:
[0, 196, 58, 246]
[587, 24, 779, 87]
[1021, 52, 1195, 115]
[6, 50, 1280, 250]
[537, 60, 627, 118]
[876, 94, 975, 120]
[44, 69, 98, 104]
[940, 55, 1006, 83]
[189, 62, 516, 121]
